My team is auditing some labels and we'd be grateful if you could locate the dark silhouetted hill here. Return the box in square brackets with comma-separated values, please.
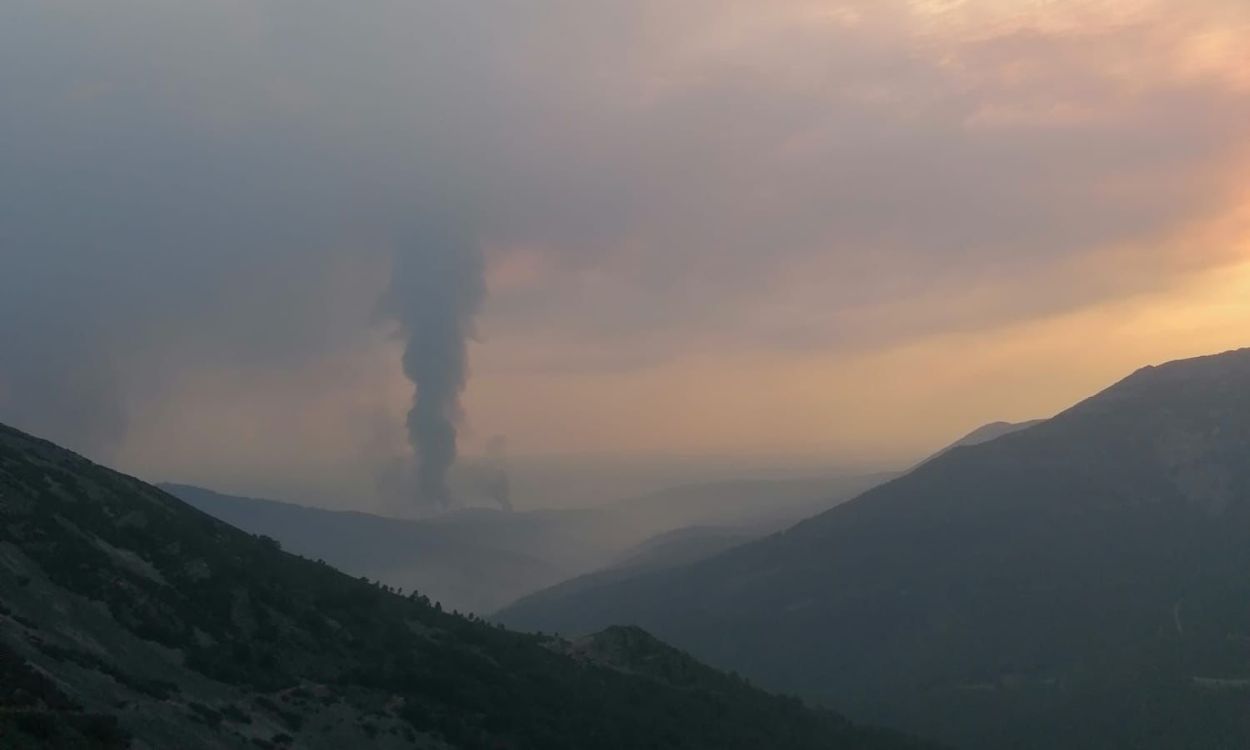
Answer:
[499, 348, 1250, 749]
[0, 421, 940, 749]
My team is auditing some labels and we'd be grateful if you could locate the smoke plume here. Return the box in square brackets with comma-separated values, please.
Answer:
[483, 435, 513, 512]
[386, 219, 485, 508]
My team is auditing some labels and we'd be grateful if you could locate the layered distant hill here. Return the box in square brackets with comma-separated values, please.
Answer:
[509, 431, 1029, 613]
[162, 472, 889, 615]
[499, 348, 1250, 749]
[161, 484, 590, 615]
[917, 419, 1043, 466]
[0, 421, 940, 750]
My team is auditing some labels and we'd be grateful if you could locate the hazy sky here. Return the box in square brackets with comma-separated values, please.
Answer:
[2, 0, 1248, 510]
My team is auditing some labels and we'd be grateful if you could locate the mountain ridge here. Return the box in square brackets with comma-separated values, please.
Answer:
[0, 420, 941, 749]
[498, 347, 1250, 749]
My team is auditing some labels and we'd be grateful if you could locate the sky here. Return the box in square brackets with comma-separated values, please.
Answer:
[2, 0, 1249, 511]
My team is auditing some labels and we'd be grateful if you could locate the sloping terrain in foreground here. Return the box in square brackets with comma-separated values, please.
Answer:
[0, 422, 938, 750]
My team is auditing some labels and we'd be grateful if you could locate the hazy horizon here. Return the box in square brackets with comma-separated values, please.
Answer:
[3, 0, 1248, 512]
[151, 446, 908, 516]
[5, 4, 1250, 747]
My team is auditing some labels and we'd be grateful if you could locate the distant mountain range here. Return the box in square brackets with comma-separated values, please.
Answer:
[0, 421, 941, 749]
[161, 484, 589, 616]
[530, 429, 1041, 608]
[918, 419, 1044, 466]
[161, 472, 890, 614]
[499, 348, 1250, 749]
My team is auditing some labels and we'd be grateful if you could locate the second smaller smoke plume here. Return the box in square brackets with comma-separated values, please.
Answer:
[483, 435, 512, 512]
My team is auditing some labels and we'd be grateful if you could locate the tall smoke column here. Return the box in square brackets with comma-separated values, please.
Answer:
[386, 218, 485, 508]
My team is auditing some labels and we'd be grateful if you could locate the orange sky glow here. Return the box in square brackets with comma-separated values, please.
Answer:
[13, 0, 1245, 510]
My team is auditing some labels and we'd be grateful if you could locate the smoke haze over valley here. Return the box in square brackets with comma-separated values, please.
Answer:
[3, 1, 1250, 748]
[3, 0, 1250, 513]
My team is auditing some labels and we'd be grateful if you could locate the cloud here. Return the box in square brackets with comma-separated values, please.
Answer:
[475, 0, 1250, 359]
[0, 0, 1246, 500]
